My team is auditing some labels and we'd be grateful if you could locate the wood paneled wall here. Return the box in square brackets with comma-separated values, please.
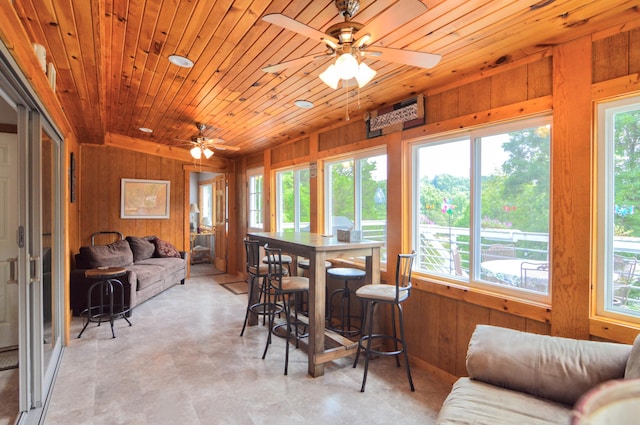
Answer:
[77, 144, 189, 253]
[233, 26, 640, 380]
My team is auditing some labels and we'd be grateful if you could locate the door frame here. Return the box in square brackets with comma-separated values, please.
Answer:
[183, 164, 230, 275]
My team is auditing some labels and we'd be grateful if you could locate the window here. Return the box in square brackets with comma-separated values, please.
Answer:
[325, 150, 387, 262]
[275, 166, 310, 232]
[247, 168, 263, 232]
[596, 96, 640, 323]
[413, 117, 551, 301]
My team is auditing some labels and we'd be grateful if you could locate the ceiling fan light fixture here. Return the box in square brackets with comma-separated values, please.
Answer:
[190, 146, 202, 159]
[203, 147, 214, 159]
[356, 62, 376, 88]
[319, 64, 340, 89]
[335, 53, 359, 80]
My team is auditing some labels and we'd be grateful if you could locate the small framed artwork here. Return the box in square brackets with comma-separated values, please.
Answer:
[120, 178, 170, 219]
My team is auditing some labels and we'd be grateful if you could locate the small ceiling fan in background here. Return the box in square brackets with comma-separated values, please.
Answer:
[261, 0, 441, 89]
[175, 123, 240, 159]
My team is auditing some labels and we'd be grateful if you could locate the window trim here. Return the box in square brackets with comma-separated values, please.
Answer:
[595, 95, 640, 324]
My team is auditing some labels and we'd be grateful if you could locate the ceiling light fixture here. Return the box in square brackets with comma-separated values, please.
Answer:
[319, 53, 377, 90]
[294, 99, 314, 109]
[168, 54, 194, 68]
[190, 144, 214, 160]
[138, 127, 153, 133]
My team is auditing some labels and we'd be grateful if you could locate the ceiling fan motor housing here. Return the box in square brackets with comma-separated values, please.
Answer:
[335, 0, 360, 19]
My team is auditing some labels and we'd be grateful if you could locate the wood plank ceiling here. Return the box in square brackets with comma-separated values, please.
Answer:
[11, 0, 640, 158]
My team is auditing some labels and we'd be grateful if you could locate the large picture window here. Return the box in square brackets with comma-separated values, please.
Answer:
[596, 96, 640, 323]
[275, 166, 310, 232]
[413, 117, 551, 301]
[325, 150, 387, 262]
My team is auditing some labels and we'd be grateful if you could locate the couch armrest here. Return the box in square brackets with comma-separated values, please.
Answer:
[466, 325, 632, 406]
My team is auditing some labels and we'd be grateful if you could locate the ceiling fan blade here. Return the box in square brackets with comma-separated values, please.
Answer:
[210, 143, 240, 152]
[376, 46, 441, 69]
[355, 0, 427, 46]
[262, 54, 332, 73]
[263, 13, 339, 45]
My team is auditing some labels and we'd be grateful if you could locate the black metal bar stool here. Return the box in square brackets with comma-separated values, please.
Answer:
[77, 267, 132, 339]
[326, 267, 366, 336]
[353, 251, 416, 392]
[240, 238, 283, 336]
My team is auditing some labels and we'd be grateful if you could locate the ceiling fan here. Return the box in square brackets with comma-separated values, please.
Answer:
[175, 123, 240, 159]
[261, 0, 441, 86]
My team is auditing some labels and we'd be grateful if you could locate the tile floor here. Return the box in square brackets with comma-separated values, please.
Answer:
[43, 273, 451, 425]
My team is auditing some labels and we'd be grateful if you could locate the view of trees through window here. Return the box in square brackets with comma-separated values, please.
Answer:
[415, 120, 550, 297]
[326, 153, 387, 261]
[276, 168, 310, 232]
[599, 98, 640, 319]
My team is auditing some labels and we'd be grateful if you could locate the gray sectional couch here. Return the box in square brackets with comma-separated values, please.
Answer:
[436, 325, 640, 424]
[70, 236, 187, 316]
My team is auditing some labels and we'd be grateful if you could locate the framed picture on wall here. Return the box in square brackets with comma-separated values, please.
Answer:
[120, 178, 170, 219]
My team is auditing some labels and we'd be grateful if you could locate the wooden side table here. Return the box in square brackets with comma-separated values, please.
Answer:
[77, 267, 132, 338]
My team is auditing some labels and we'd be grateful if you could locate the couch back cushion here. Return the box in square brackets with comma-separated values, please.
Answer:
[466, 325, 632, 406]
[625, 333, 640, 379]
[78, 240, 134, 269]
[126, 236, 156, 262]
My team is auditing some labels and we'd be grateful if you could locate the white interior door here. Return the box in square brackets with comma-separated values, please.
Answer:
[0, 131, 19, 348]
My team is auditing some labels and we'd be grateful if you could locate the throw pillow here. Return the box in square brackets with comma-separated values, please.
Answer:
[79, 239, 134, 268]
[126, 236, 156, 262]
[152, 238, 181, 258]
[625, 333, 640, 379]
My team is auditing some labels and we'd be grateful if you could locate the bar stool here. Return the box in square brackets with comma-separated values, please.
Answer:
[262, 245, 309, 375]
[326, 267, 366, 336]
[297, 258, 332, 276]
[77, 267, 132, 339]
[263, 253, 293, 276]
[353, 251, 416, 392]
[240, 238, 283, 336]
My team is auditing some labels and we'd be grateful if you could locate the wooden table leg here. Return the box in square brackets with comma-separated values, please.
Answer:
[308, 252, 327, 377]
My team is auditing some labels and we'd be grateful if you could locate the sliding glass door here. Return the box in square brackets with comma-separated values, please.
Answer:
[0, 41, 64, 424]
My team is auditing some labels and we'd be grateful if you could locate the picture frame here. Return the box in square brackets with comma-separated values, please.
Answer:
[120, 178, 170, 219]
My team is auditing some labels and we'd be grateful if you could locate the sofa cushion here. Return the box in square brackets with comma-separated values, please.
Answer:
[152, 238, 181, 258]
[625, 333, 640, 379]
[135, 257, 186, 275]
[466, 325, 631, 406]
[78, 240, 133, 269]
[126, 236, 156, 262]
[436, 378, 571, 425]
[126, 264, 165, 291]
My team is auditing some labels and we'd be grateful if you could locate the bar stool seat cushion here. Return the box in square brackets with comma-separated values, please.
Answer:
[356, 284, 409, 302]
[248, 263, 269, 276]
[298, 258, 332, 269]
[280, 276, 309, 292]
[327, 268, 366, 279]
[264, 254, 292, 264]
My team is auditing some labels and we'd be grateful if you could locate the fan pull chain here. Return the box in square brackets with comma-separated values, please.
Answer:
[345, 82, 350, 121]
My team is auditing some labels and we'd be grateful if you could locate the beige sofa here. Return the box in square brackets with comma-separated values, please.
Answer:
[436, 325, 640, 425]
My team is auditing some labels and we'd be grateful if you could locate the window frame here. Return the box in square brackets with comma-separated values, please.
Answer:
[595, 95, 640, 324]
[324, 147, 388, 263]
[411, 115, 552, 304]
[274, 164, 310, 232]
[247, 167, 264, 232]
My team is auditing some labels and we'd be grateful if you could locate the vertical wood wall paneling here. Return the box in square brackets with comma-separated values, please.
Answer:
[79, 145, 187, 251]
[551, 36, 592, 339]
